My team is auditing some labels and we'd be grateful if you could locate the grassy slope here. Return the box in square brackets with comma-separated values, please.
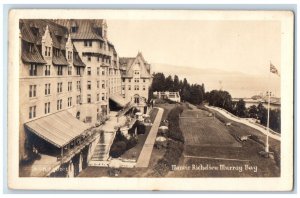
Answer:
[167, 104, 280, 177]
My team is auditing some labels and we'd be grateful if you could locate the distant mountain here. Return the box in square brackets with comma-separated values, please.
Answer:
[151, 63, 281, 98]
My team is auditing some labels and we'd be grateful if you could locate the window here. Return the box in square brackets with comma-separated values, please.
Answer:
[57, 99, 62, 110]
[68, 97, 72, 107]
[68, 82, 72, 92]
[87, 94, 91, 103]
[143, 79, 146, 83]
[102, 81, 105, 89]
[57, 66, 63, 75]
[143, 85, 146, 91]
[134, 70, 139, 75]
[102, 93, 105, 101]
[45, 47, 51, 56]
[134, 78, 139, 83]
[67, 51, 72, 60]
[76, 95, 81, 104]
[102, 70, 105, 75]
[84, 40, 92, 47]
[128, 79, 131, 83]
[29, 85, 36, 98]
[71, 26, 78, 33]
[76, 67, 81, 75]
[87, 81, 91, 90]
[53, 48, 60, 57]
[97, 94, 100, 102]
[134, 85, 139, 90]
[87, 56, 91, 62]
[45, 84, 50, 95]
[76, 81, 81, 91]
[29, 106, 36, 119]
[57, 82, 62, 93]
[28, 43, 34, 53]
[122, 79, 125, 83]
[122, 85, 125, 91]
[68, 66, 72, 75]
[134, 97, 139, 104]
[97, 81, 100, 89]
[44, 102, 50, 114]
[97, 57, 100, 62]
[87, 67, 91, 75]
[85, 116, 92, 123]
[97, 67, 100, 75]
[128, 85, 131, 90]
[29, 85, 37, 98]
[29, 64, 37, 76]
[45, 65, 51, 76]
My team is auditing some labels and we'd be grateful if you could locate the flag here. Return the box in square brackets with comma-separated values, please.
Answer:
[270, 63, 280, 76]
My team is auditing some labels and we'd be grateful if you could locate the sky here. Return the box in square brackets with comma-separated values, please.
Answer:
[107, 20, 281, 76]
[107, 20, 281, 98]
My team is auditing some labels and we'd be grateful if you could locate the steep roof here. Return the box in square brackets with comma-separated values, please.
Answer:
[73, 45, 86, 67]
[52, 50, 68, 66]
[54, 19, 105, 41]
[20, 19, 85, 66]
[119, 53, 151, 78]
[21, 44, 47, 64]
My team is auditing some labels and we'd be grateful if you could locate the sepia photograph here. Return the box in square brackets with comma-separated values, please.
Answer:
[7, 9, 294, 191]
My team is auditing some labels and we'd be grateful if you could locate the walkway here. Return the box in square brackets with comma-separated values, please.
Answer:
[205, 105, 281, 141]
[135, 107, 164, 168]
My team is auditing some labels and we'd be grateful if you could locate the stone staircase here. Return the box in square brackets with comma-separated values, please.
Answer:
[90, 131, 115, 162]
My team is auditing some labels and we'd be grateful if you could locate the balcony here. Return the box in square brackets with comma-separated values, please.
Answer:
[57, 130, 99, 164]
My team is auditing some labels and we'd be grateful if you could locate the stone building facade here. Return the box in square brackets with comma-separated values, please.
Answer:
[19, 19, 152, 176]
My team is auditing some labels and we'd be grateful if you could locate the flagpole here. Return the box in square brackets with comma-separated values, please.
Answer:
[265, 62, 271, 153]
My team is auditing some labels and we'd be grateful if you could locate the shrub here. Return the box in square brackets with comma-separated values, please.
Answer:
[109, 141, 127, 158]
[137, 123, 146, 134]
[126, 137, 138, 150]
[153, 140, 184, 177]
[167, 106, 184, 143]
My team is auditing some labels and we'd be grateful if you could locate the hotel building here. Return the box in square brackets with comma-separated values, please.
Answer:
[19, 19, 152, 177]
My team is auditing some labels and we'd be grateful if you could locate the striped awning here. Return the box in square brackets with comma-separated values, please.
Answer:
[109, 94, 130, 107]
[25, 111, 90, 148]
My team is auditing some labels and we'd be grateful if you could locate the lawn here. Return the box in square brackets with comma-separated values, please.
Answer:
[180, 110, 240, 147]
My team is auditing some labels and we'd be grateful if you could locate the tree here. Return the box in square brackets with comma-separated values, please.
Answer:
[248, 105, 258, 119]
[165, 75, 174, 91]
[257, 103, 267, 125]
[151, 72, 166, 91]
[173, 75, 180, 92]
[235, 99, 247, 117]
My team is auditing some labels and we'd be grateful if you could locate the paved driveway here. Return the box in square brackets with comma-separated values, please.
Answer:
[135, 107, 164, 168]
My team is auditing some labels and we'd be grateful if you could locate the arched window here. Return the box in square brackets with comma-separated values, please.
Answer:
[76, 111, 80, 120]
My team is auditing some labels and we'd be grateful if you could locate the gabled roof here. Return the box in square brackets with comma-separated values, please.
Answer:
[119, 53, 151, 78]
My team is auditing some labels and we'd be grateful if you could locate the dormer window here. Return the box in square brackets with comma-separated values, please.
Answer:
[53, 48, 60, 57]
[56, 35, 62, 42]
[103, 30, 107, 39]
[28, 43, 34, 53]
[71, 21, 78, 33]
[71, 26, 78, 33]
[84, 40, 92, 47]
[30, 22, 39, 36]
[67, 51, 72, 60]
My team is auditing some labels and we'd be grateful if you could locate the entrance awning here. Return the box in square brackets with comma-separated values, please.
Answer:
[25, 111, 90, 148]
[109, 94, 130, 107]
